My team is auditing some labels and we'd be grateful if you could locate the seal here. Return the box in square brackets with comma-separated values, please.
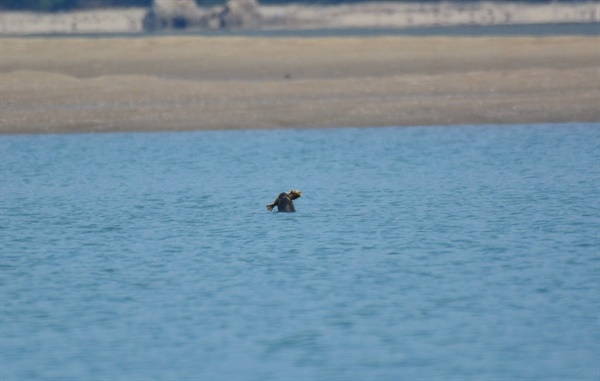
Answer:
[266, 190, 302, 212]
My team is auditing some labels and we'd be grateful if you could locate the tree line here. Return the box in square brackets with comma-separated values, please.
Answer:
[0, 0, 584, 13]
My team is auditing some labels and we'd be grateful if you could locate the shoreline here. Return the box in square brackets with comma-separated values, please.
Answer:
[1, 36, 598, 134]
[1, 121, 597, 137]
[1, 22, 598, 39]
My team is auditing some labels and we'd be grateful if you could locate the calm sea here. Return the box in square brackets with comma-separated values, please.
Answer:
[1, 124, 598, 381]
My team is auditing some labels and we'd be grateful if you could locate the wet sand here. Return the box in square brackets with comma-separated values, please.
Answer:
[0, 36, 597, 134]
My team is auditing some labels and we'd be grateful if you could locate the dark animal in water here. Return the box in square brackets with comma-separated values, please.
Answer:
[266, 190, 302, 212]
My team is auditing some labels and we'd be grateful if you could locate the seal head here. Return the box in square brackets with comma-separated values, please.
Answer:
[266, 190, 302, 212]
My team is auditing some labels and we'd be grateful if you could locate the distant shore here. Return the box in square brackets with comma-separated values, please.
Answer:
[0, 35, 597, 134]
[0, 1, 598, 35]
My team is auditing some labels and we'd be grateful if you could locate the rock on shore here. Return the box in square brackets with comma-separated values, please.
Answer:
[142, 0, 261, 31]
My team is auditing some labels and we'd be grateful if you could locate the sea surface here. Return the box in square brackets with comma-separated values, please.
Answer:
[1, 123, 598, 381]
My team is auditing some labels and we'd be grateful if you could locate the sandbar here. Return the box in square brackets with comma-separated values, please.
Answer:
[0, 36, 597, 134]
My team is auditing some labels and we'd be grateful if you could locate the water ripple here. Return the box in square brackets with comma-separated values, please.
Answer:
[1, 124, 598, 381]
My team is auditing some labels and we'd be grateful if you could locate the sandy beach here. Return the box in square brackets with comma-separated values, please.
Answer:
[0, 35, 598, 134]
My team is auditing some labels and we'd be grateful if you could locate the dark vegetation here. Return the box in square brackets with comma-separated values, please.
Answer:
[0, 0, 586, 12]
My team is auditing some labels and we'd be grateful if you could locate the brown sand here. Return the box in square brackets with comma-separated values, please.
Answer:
[0, 36, 598, 134]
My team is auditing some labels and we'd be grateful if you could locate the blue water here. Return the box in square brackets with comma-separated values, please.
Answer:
[1, 124, 599, 381]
